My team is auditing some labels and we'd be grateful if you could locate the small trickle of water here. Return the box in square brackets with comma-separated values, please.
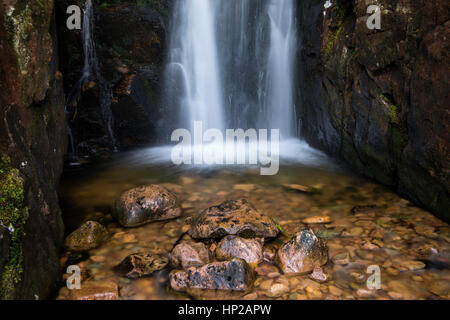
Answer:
[65, 0, 117, 156]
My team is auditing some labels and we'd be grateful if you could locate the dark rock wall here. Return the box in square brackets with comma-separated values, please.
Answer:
[56, 0, 171, 159]
[0, 0, 65, 299]
[297, 0, 449, 221]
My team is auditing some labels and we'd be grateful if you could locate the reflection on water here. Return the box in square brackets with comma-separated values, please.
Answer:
[58, 140, 450, 300]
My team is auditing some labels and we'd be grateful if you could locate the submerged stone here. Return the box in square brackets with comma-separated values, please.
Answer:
[216, 235, 264, 267]
[65, 221, 108, 251]
[188, 199, 279, 240]
[169, 259, 254, 293]
[67, 280, 118, 300]
[276, 229, 328, 274]
[116, 252, 169, 279]
[170, 241, 212, 269]
[114, 185, 182, 227]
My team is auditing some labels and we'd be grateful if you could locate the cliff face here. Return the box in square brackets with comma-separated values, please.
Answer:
[0, 0, 65, 299]
[297, 0, 449, 221]
[56, 0, 170, 160]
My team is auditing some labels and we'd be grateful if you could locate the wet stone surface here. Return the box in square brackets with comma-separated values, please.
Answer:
[170, 259, 254, 297]
[114, 185, 182, 227]
[65, 221, 109, 252]
[58, 163, 450, 300]
[189, 199, 279, 240]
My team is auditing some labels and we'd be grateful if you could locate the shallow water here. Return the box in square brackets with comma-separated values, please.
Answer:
[58, 140, 450, 300]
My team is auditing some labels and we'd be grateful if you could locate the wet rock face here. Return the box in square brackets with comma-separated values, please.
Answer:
[0, 0, 66, 299]
[216, 236, 264, 267]
[297, 0, 450, 221]
[56, 0, 169, 158]
[170, 242, 212, 269]
[115, 185, 182, 227]
[65, 221, 108, 251]
[170, 259, 254, 293]
[189, 199, 279, 240]
[117, 252, 168, 279]
[276, 229, 328, 274]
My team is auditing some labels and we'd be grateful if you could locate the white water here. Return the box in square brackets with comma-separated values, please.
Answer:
[154, 0, 327, 170]
[265, 0, 297, 137]
[166, 0, 224, 133]
[164, 0, 297, 138]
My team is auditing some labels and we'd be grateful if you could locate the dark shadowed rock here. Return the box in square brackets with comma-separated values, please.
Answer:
[115, 185, 182, 227]
[170, 241, 212, 269]
[65, 221, 108, 251]
[169, 259, 254, 293]
[67, 280, 118, 300]
[276, 229, 328, 274]
[216, 236, 264, 267]
[189, 199, 279, 240]
[116, 252, 169, 279]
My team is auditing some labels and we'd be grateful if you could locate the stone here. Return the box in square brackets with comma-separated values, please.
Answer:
[233, 184, 255, 192]
[116, 252, 169, 279]
[356, 289, 376, 298]
[276, 229, 328, 274]
[309, 266, 328, 282]
[302, 216, 332, 224]
[349, 227, 364, 236]
[283, 184, 317, 193]
[68, 280, 118, 300]
[169, 259, 254, 293]
[65, 221, 108, 251]
[316, 229, 341, 240]
[255, 263, 280, 276]
[188, 199, 279, 239]
[114, 185, 182, 227]
[329, 285, 343, 296]
[266, 283, 289, 298]
[428, 280, 450, 298]
[332, 252, 350, 265]
[216, 236, 264, 267]
[169, 242, 212, 269]
[305, 286, 323, 299]
[399, 260, 426, 271]
[243, 292, 258, 300]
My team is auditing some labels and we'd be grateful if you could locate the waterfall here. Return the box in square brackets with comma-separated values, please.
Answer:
[164, 0, 224, 133]
[65, 0, 116, 156]
[264, 0, 297, 138]
[164, 0, 297, 139]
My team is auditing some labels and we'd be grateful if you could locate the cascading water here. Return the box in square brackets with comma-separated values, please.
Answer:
[65, 0, 116, 157]
[264, 0, 297, 138]
[164, 0, 224, 133]
[164, 0, 297, 138]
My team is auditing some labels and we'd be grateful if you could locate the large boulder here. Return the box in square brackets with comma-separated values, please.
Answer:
[216, 236, 264, 268]
[169, 259, 254, 293]
[116, 252, 169, 279]
[189, 199, 279, 240]
[276, 229, 328, 274]
[114, 185, 182, 227]
[64, 221, 108, 252]
[169, 242, 212, 269]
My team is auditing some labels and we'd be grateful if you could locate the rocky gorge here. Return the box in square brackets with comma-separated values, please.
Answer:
[0, 0, 448, 300]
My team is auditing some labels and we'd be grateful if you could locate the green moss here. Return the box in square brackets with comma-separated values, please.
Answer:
[324, 23, 345, 58]
[380, 94, 401, 125]
[0, 156, 28, 300]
